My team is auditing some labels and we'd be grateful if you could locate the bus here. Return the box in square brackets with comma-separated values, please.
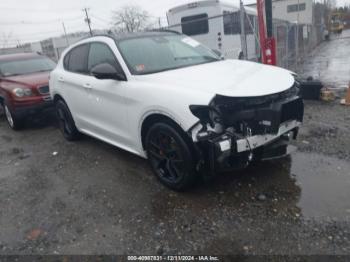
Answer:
[166, 0, 260, 60]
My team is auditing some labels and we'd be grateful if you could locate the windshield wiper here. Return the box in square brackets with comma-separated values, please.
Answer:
[4, 73, 21, 77]
[174, 56, 219, 61]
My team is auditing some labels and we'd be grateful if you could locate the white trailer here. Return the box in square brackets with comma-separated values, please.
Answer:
[167, 0, 259, 60]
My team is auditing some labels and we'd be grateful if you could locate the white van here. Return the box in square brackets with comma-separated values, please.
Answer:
[167, 0, 259, 60]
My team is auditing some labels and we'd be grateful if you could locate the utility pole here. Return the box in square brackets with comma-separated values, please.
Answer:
[158, 17, 162, 29]
[239, 0, 248, 60]
[295, 0, 300, 70]
[62, 22, 69, 46]
[83, 8, 93, 36]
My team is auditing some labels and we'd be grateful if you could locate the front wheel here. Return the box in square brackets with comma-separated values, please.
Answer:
[3, 103, 24, 130]
[55, 100, 81, 141]
[145, 122, 197, 191]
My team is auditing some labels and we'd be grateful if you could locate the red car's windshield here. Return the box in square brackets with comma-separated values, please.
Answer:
[0, 57, 56, 77]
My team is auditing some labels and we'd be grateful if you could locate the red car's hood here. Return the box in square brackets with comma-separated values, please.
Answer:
[3, 71, 50, 87]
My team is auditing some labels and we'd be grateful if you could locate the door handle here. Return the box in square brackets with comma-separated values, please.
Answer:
[83, 83, 92, 89]
[58, 77, 65, 83]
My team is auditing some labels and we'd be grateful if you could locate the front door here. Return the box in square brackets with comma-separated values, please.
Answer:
[83, 42, 130, 147]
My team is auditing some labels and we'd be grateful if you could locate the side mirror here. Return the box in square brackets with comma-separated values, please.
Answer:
[90, 63, 126, 81]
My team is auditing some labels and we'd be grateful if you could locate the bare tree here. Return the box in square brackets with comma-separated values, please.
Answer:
[111, 5, 150, 33]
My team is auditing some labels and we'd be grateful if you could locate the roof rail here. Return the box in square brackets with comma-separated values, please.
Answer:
[79, 33, 116, 41]
[147, 28, 182, 35]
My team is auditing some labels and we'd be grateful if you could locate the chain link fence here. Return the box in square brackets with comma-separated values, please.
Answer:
[236, 4, 325, 72]
[272, 19, 324, 72]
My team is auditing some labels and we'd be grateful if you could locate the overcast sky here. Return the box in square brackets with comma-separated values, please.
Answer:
[0, 0, 349, 47]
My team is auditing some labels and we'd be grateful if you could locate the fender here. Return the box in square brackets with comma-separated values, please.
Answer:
[138, 108, 187, 153]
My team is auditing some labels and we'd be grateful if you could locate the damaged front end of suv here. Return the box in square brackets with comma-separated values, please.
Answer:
[188, 82, 304, 176]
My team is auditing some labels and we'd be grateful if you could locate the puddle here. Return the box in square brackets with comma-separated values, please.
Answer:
[301, 29, 350, 88]
[151, 151, 350, 222]
[291, 152, 350, 220]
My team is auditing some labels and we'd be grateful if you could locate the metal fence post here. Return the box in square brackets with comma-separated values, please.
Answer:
[286, 23, 289, 69]
[240, 0, 248, 60]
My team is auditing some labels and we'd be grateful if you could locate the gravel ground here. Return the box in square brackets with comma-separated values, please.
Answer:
[0, 31, 349, 257]
[297, 100, 350, 160]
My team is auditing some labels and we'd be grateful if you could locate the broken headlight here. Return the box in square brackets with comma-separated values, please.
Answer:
[189, 105, 221, 127]
[189, 105, 224, 141]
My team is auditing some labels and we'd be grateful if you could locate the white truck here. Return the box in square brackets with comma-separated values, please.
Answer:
[166, 0, 259, 60]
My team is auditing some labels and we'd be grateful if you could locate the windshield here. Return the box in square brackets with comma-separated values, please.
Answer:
[0, 57, 56, 77]
[117, 35, 220, 75]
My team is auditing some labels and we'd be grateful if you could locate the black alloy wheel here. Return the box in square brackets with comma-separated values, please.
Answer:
[145, 122, 197, 191]
[55, 100, 80, 141]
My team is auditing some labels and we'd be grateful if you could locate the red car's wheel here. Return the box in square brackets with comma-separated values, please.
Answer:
[3, 102, 24, 130]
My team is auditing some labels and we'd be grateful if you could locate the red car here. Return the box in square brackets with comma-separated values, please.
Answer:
[0, 53, 56, 130]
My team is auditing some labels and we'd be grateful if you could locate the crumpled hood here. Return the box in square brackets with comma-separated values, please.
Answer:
[138, 59, 295, 97]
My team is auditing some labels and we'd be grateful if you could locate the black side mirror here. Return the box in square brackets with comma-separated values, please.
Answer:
[90, 63, 126, 81]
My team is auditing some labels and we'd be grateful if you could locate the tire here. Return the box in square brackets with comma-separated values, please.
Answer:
[3, 102, 24, 130]
[145, 122, 197, 191]
[55, 100, 80, 141]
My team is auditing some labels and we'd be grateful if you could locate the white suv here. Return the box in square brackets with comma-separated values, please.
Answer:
[50, 31, 303, 190]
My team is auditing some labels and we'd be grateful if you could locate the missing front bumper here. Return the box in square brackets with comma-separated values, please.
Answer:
[236, 120, 301, 153]
[196, 120, 301, 174]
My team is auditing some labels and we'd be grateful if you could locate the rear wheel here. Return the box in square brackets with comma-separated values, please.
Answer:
[55, 100, 80, 141]
[145, 122, 197, 191]
[4, 102, 24, 130]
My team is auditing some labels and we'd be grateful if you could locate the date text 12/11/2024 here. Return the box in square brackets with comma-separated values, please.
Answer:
[127, 255, 220, 261]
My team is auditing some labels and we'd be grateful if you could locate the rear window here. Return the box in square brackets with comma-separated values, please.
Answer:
[0, 57, 56, 77]
[181, 13, 209, 36]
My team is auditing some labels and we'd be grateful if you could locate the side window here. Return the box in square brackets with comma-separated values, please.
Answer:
[181, 13, 209, 36]
[223, 11, 254, 35]
[66, 44, 89, 74]
[223, 11, 241, 35]
[287, 3, 306, 13]
[88, 42, 122, 73]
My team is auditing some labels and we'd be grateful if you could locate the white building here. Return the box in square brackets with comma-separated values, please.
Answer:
[40, 35, 86, 61]
[30, 42, 43, 54]
[246, 0, 313, 25]
[0, 35, 86, 60]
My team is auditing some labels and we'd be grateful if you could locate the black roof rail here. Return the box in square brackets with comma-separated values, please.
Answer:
[147, 28, 182, 35]
[78, 30, 182, 42]
[80, 33, 116, 41]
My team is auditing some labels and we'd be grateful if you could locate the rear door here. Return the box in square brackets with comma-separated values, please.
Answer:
[60, 43, 92, 129]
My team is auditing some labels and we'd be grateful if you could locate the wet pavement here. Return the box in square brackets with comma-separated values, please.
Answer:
[301, 29, 350, 89]
[0, 106, 349, 256]
[0, 31, 350, 256]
